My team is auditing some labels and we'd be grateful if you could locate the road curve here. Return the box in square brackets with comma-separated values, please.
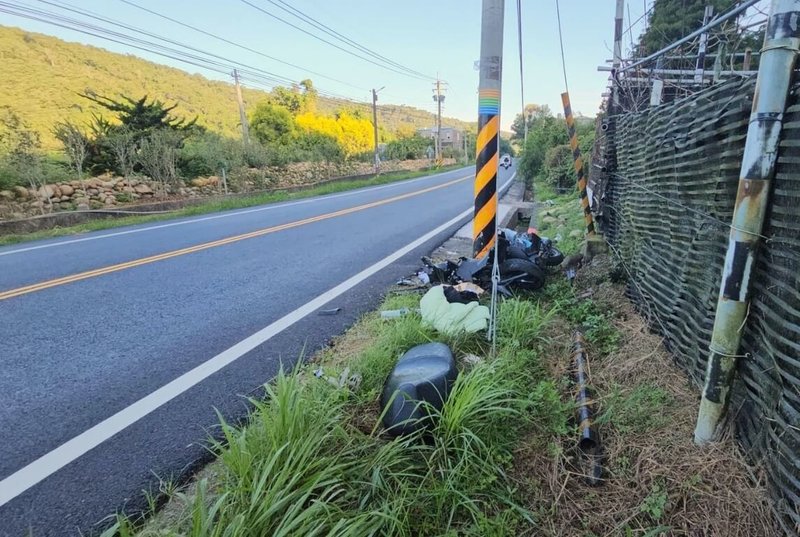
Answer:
[0, 165, 515, 536]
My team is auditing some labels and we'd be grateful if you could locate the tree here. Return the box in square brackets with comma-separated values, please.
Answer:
[250, 102, 296, 145]
[384, 135, 431, 160]
[499, 136, 515, 158]
[53, 121, 89, 189]
[80, 93, 196, 174]
[510, 104, 552, 142]
[105, 126, 136, 179]
[137, 129, 181, 194]
[638, 0, 737, 55]
[0, 108, 46, 212]
[82, 93, 197, 137]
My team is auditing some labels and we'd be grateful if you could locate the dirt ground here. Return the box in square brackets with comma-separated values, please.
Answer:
[511, 254, 778, 537]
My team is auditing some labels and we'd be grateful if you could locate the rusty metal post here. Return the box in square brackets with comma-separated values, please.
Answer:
[695, 0, 800, 444]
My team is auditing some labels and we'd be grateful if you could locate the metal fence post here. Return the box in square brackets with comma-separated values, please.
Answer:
[694, 0, 800, 444]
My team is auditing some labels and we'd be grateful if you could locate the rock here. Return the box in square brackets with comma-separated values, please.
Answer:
[29, 200, 44, 208]
[581, 235, 608, 263]
[541, 215, 558, 225]
[76, 202, 90, 211]
[0, 190, 14, 201]
[38, 185, 56, 199]
[87, 188, 99, 197]
[104, 197, 115, 205]
[100, 180, 114, 189]
[60, 195, 70, 202]
[122, 186, 135, 193]
[13, 185, 29, 199]
[569, 229, 584, 239]
[60, 184, 74, 196]
[134, 183, 153, 194]
[70, 180, 81, 188]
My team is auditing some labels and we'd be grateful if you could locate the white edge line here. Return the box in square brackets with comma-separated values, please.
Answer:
[0, 167, 471, 258]
[0, 173, 514, 507]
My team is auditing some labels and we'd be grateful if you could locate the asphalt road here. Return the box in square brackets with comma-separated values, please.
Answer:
[0, 164, 515, 536]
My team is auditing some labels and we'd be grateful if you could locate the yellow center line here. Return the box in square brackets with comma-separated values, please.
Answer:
[0, 175, 471, 301]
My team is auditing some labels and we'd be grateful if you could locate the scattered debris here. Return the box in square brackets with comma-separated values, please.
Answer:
[395, 278, 415, 286]
[380, 308, 419, 319]
[416, 270, 430, 285]
[460, 353, 483, 368]
[453, 282, 485, 295]
[419, 285, 490, 335]
[443, 285, 480, 304]
[380, 343, 457, 437]
[318, 307, 342, 316]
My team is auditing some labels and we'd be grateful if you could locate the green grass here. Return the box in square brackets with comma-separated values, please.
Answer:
[531, 178, 586, 255]
[103, 291, 570, 536]
[596, 384, 673, 435]
[0, 164, 466, 247]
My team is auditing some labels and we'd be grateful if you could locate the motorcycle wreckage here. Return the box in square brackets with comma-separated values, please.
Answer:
[421, 229, 564, 296]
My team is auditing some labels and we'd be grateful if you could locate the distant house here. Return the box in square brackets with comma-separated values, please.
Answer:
[417, 127, 463, 148]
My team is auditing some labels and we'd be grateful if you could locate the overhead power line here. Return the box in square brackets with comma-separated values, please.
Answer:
[267, 0, 434, 80]
[116, 0, 367, 92]
[238, 0, 432, 81]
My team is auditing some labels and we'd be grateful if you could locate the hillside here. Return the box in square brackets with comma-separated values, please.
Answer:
[0, 26, 474, 149]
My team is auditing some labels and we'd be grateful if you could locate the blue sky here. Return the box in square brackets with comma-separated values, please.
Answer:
[3, 0, 651, 129]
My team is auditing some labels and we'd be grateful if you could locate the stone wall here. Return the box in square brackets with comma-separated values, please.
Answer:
[0, 158, 456, 221]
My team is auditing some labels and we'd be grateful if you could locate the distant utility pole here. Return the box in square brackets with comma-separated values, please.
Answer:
[232, 69, 250, 145]
[433, 78, 446, 163]
[463, 131, 469, 164]
[372, 87, 384, 174]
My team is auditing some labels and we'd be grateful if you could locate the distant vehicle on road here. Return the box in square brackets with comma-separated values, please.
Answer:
[500, 154, 512, 169]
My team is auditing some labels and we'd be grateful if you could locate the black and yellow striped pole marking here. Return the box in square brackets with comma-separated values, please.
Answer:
[561, 91, 595, 236]
[473, 93, 500, 258]
[473, 0, 504, 259]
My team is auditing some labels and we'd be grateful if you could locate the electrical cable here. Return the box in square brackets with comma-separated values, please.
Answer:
[239, 0, 431, 80]
[269, 0, 434, 80]
[117, 0, 368, 92]
[516, 0, 526, 142]
[554, 0, 570, 93]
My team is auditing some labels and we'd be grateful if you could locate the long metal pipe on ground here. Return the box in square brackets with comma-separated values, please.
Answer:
[572, 331, 602, 485]
[695, 0, 800, 444]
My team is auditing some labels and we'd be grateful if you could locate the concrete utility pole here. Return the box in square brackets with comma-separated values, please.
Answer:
[433, 78, 445, 164]
[612, 0, 624, 108]
[472, 0, 504, 259]
[694, 5, 714, 84]
[695, 0, 800, 444]
[372, 87, 384, 174]
[232, 69, 250, 145]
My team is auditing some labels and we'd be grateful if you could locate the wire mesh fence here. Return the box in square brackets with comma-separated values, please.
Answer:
[596, 74, 800, 533]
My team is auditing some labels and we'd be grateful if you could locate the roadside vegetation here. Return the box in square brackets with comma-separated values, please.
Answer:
[97, 175, 774, 536]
